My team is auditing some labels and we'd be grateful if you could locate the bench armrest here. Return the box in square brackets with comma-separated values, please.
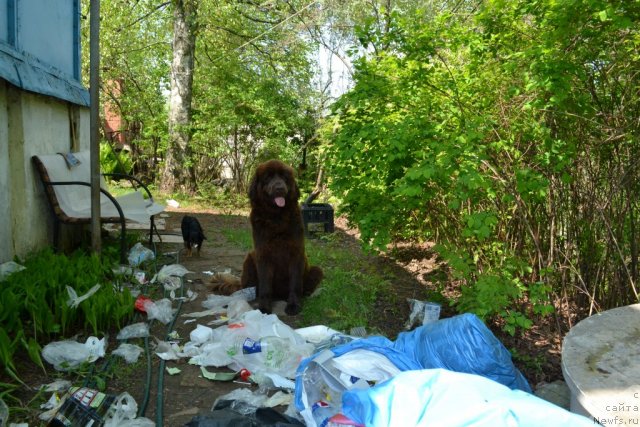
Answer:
[101, 173, 155, 203]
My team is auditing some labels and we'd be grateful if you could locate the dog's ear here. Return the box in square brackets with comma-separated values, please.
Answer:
[248, 169, 259, 202]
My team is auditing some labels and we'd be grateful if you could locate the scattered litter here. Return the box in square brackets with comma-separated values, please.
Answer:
[172, 289, 197, 302]
[213, 388, 270, 415]
[200, 367, 237, 382]
[140, 298, 175, 325]
[0, 261, 25, 281]
[295, 325, 342, 344]
[206, 317, 229, 327]
[154, 340, 182, 361]
[182, 308, 225, 319]
[134, 271, 147, 284]
[188, 342, 233, 367]
[264, 390, 294, 408]
[226, 299, 252, 319]
[166, 367, 182, 376]
[128, 242, 155, 267]
[295, 314, 536, 427]
[190, 324, 214, 344]
[167, 199, 180, 208]
[40, 392, 61, 410]
[117, 322, 150, 340]
[258, 372, 295, 390]
[44, 387, 153, 427]
[231, 286, 256, 301]
[66, 284, 101, 308]
[404, 298, 441, 330]
[40, 379, 72, 393]
[168, 330, 181, 340]
[181, 310, 313, 382]
[42, 336, 106, 371]
[113, 343, 144, 364]
[154, 263, 192, 282]
[394, 313, 531, 391]
[160, 276, 182, 292]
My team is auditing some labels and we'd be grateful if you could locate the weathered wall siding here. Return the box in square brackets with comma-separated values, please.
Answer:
[0, 0, 88, 106]
[0, 2, 8, 42]
[18, 1, 77, 78]
[0, 80, 89, 263]
[0, 82, 9, 262]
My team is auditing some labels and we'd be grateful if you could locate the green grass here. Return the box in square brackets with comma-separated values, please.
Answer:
[220, 219, 391, 333]
[302, 236, 391, 333]
[221, 226, 253, 251]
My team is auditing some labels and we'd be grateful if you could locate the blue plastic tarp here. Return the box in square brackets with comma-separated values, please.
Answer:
[393, 313, 531, 392]
[342, 369, 594, 427]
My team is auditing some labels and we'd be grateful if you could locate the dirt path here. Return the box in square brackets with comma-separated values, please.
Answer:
[108, 208, 310, 426]
[37, 205, 563, 426]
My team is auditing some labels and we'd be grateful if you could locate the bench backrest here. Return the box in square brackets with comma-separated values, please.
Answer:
[32, 151, 109, 221]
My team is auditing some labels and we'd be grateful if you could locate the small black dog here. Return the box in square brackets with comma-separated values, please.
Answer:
[181, 215, 206, 257]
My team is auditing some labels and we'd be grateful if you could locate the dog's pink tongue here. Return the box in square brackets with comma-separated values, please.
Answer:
[275, 197, 286, 207]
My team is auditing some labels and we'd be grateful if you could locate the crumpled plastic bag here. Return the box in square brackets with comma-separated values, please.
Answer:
[42, 336, 106, 371]
[112, 343, 144, 364]
[128, 242, 155, 267]
[104, 392, 154, 427]
[0, 261, 25, 281]
[153, 264, 192, 291]
[187, 310, 312, 379]
[394, 313, 531, 392]
[404, 298, 441, 330]
[142, 298, 175, 325]
[201, 287, 256, 311]
[66, 284, 101, 308]
[117, 322, 150, 340]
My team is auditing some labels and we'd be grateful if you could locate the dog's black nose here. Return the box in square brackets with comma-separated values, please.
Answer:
[267, 176, 288, 195]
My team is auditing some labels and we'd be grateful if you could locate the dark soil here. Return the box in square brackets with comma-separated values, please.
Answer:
[7, 207, 567, 426]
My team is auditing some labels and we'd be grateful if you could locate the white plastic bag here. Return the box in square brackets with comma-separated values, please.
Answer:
[112, 343, 144, 364]
[41, 336, 106, 371]
[66, 284, 101, 308]
[0, 261, 25, 281]
[143, 298, 175, 325]
[128, 243, 155, 266]
[117, 322, 150, 340]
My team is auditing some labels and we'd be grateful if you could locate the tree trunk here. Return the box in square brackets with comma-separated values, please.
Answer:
[161, 0, 197, 194]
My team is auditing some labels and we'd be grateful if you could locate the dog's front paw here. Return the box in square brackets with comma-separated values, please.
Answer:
[285, 301, 302, 316]
[258, 297, 272, 314]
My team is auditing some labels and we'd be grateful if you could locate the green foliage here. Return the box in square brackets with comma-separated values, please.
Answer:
[0, 249, 134, 381]
[302, 242, 391, 332]
[99, 143, 134, 175]
[325, 0, 640, 332]
[221, 225, 253, 252]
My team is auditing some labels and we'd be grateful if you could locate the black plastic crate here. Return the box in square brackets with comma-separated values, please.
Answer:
[301, 203, 335, 235]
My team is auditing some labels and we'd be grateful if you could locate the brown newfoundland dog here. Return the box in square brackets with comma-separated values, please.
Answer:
[240, 159, 323, 315]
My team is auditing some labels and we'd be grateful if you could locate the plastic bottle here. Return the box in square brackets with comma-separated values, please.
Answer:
[227, 336, 288, 369]
[311, 401, 337, 427]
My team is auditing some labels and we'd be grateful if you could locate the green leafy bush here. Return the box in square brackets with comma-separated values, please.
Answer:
[99, 143, 134, 175]
[324, 1, 640, 332]
[0, 249, 134, 381]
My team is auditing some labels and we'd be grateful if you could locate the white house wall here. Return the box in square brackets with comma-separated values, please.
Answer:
[0, 1, 89, 263]
[0, 80, 89, 263]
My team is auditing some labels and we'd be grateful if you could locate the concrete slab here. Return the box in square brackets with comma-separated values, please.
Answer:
[562, 304, 640, 425]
